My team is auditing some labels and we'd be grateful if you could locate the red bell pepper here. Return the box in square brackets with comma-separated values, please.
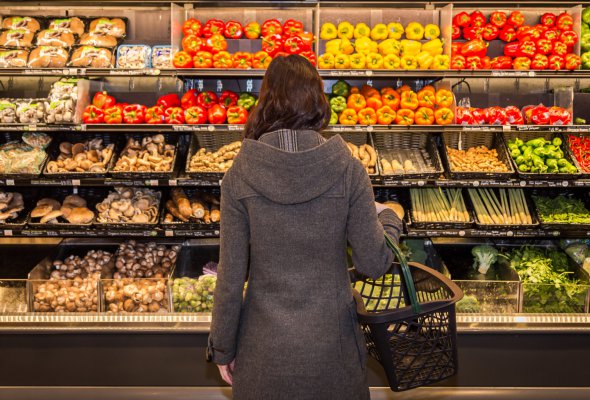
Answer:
[490, 56, 512, 69]
[164, 107, 185, 124]
[184, 105, 208, 124]
[173, 51, 193, 68]
[548, 54, 565, 70]
[482, 24, 499, 41]
[224, 21, 243, 39]
[505, 106, 524, 125]
[516, 25, 533, 42]
[486, 106, 508, 125]
[451, 42, 463, 56]
[262, 34, 284, 57]
[507, 11, 525, 27]
[261, 19, 283, 36]
[113, 103, 127, 114]
[226, 105, 248, 124]
[531, 54, 549, 70]
[552, 41, 568, 57]
[244, 22, 261, 39]
[451, 24, 461, 40]
[181, 89, 199, 110]
[299, 50, 317, 66]
[471, 108, 487, 124]
[535, 38, 553, 55]
[463, 25, 483, 40]
[219, 90, 238, 108]
[451, 55, 466, 69]
[543, 29, 559, 42]
[540, 13, 556, 27]
[274, 51, 290, 58]
[529, 105, 550, 125]
[182, 35, 204, 56]
[499, 26, 517, 42]
[283, 19, 303, 38]
[284, 36, 309, 54]
[470, 11, 487, 27]
[122, 104, 146, 124]
[213, 51, 233, 68]
[145, 106, 164, 124]
[529, 26, 543, 41]
[490, 11, 508, 28]
[104, 106, 122, 124]
[566, 53, 581, 70]
[157, 94, 181, 110]
[193, 51, 213, 68]
[556, 13, 573, 31]
[183, 18, 203, 37]
[481, 56, 491, 69]
[203, 19, 224, 38]
[466, 55, 483, 69]
[513, 56, 531, 70]
[298, 32, 314, 49]
[197, 91, 218, 109]
[460, 39, 487, 57]
[205, 34, 228, 54]
[207, 104, 227, 124]
[253, 51, 272, 69]
[503, 42, 520, 57]
[455, 107, 475, 125]
[92, 91, 115, 110]
[82, 105, 104, 124]
[549, 106, 572, 125]
[453, 12, 472, 28]
[232, 52, 252, 69]
[518, 41, 536, 58]
[559, 30, 578, 47]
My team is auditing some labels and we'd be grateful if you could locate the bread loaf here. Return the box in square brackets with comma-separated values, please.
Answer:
[69, 46, 114, 68]
[2, 16, 41, 32]
[28, 46, 69, 68]
[48, 17, 85, 36]
[79, 33, 118, 48]
[89, 18, 126, 38]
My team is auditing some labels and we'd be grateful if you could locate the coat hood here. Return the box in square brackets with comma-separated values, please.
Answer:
[232, 131, 351, 205]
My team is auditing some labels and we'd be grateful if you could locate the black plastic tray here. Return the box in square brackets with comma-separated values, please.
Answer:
[530, 189, 590, 231]
[467, 188, 540, 230]
[185, 131, 242, 182]
[0, 188, 38, 228]
[159, 188, 220, 232]
[321, 131, 381, 183]
[93, 188, 162, 229]
[406, 188, 474, 230]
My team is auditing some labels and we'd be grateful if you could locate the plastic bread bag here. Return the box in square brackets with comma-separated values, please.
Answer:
[116, 45, 151, 69]
[27, 46, 69, 68]
[16, 99, 46, 124]
[88, 18, 127, 38]
[1, 16, 41, 33]
[68, 46, 114, 68]
[44, 98, 76, 123]
[48, 17, 85, 36]
[151, 45, 171, 69]
[0, 141, 47, 174]
[79, 32, 118, 48]
[0, 29, 35, 48]
[22, 132, 52, 149]
[36, 29, 76, 48]
[0, 99, 17, 123]
[0, 48, 29, 67]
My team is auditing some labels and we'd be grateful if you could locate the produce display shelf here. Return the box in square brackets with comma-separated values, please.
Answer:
[405, 228, 579, 238]
[0, 227, 220, 238]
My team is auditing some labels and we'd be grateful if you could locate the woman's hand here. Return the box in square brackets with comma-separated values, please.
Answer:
[217, 360, 236, 385]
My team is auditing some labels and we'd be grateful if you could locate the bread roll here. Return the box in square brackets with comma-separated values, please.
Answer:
[69, 46, 114, 68]
[79, 33, 118, 48]
[0, 49, 28, 67]
[48, 17, 85, 36]
[28, 46, 69, 68]
[2, 16, 40, 32]
[89, 18, 126, 38]
[36, 30, 76, 47]
[0, 30, 34, 48]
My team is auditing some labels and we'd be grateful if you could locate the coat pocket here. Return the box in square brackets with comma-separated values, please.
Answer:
[347, 301, 367, 370]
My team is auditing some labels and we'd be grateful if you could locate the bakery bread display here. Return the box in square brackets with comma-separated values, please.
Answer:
[30, 194, 95, 224]
[48, 17, 85, 36]
[346, 142, 377, 174]
[79, 33, 118, 48]
[69, 46, 114, 68]
[188, 141, 241, 173]
[0, 29, 35, 48]
[27, 46, 69, 68]
[1, 16, 41, 32]
[113, 134, 175, 173]
[0, 49, 28, 67]
[36, 29, 76, 47]
[89, 18, 126, 38]
[96, 187, 161, 224]
[46, 138, 115, 174]
[164, 189, 220, 224]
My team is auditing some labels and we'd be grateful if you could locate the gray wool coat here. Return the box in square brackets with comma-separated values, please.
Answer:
[209, 130, 402, 400]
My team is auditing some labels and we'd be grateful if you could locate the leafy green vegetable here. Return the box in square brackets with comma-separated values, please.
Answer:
[456, 294, 481, 313]
[472, 245, 498, 275]
[533, 195, 590, 224]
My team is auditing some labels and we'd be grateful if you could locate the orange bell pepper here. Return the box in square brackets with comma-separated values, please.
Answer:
[357, 107, 378, 125]
[381, 90, 400, 110]
[415, 107, 435, 125]
[361, 84, 379, 98]
[421, 85, 436, 94]
[380, 87, 396, 95]
[435, 89, 454, 108]
[377, 106, 396, 125]
[417, 89, 436, 108]
[350, 87, 360, 95]
[339, 108, 358, 125]
[400, 91, 419, 111]
[366, 96, 383, 111]
[213, 51, 232, 68]
[435, 107, 454, 125]
[397, 84, 412, 94]
[347, 94, 367, 112]
[395, 109, 415, 125]
[253, 51, 272, 68]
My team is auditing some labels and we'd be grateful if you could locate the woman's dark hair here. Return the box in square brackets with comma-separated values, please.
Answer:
[244, 54, 331, 140]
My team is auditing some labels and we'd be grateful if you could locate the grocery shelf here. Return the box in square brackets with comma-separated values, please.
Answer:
[0, 226, 219, 238]
[405, 227, 574, 238]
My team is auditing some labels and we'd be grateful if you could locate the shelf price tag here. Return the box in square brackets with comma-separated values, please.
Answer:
[169, 179, 178, 186]
[165, 230, 174, 237]
[6, 179, 14, 186]
[148, 180, 158, 186]
[72, 179, 81, 186]
[3, 230, 12, 236]
[246, 79, 253, 92]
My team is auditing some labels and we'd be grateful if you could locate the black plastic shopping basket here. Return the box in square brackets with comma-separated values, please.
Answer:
[350, 234, 463, 392]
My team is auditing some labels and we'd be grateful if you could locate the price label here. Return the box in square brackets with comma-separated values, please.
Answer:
[519, 181, 527, 187]
[228, 124, 242, 131]
[72, 187, 78, 194]
[366, 125, 373, 132]
[472, 181, 480, 187]
[3, 230, 12, 236]
[6, 180, 14, 186]
[169, 179, 178, 186]
[506, 231, 514, 237]
[148, 180, 158, 186]
[458, 230, 466, 237]
[27, 124, 37, 131]
[165, 230, 174, 237]
[417, 180, 425, 186]
[562, 180, 569, 187]
[502, 125, 511, 131]
[207, 125, 216, 132]
[72, 179, 81, 186]
[246, 79, 253, 92]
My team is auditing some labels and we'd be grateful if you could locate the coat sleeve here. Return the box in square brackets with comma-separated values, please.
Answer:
[346, 163, 402, 280]
[208, 175, 250, 365]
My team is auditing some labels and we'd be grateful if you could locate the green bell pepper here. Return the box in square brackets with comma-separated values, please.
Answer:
[583, 24, 590, 36]
[583, 7, 590, 25]
[514, 138, 524, 147]
[511, 148, 521, 158]
[331, 80, 351, 97]
[581, 34, 590, 53]
[582, 52, 590, 69]
[237, 93, 257, 111]
[330, 96, 347, 113]
[330, 109, 338, 125]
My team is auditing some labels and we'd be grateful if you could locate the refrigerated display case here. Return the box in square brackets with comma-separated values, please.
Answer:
[2, 1, 590, 397]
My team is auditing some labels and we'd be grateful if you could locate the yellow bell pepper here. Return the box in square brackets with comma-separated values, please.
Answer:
[353, 23, 371, 39]
[370, 23, 388, 41]
[383, 54, 401, 69]
[320, 23, 338, 40]
[424, 24, 440, 40]
[400, 39, 421, 57]
[334, 54, 350, 69]
[355, 37, 376, 55]
[387, 22, 404, 40]
[415, 51, 433, 69]
[431, 54, 450, 70]
[378, 38, 401, 56]
[326, 38, 354, 55]
[350, 53, 366, 69]
[421, 38, 443, 57]
[337, 21, 354, 39]
[318, 53, 335, 69]
[405, 22, 424, 40]
[401, 55, 418, 70]
[366, 52, 384, 69]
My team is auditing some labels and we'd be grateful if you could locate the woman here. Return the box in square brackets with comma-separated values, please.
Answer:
[208, 55, 403, 400]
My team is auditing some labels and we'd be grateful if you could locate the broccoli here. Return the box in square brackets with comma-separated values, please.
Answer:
[472, 245, 498, 275]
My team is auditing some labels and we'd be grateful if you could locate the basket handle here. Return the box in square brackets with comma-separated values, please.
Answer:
[384, 234, 421, 314]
